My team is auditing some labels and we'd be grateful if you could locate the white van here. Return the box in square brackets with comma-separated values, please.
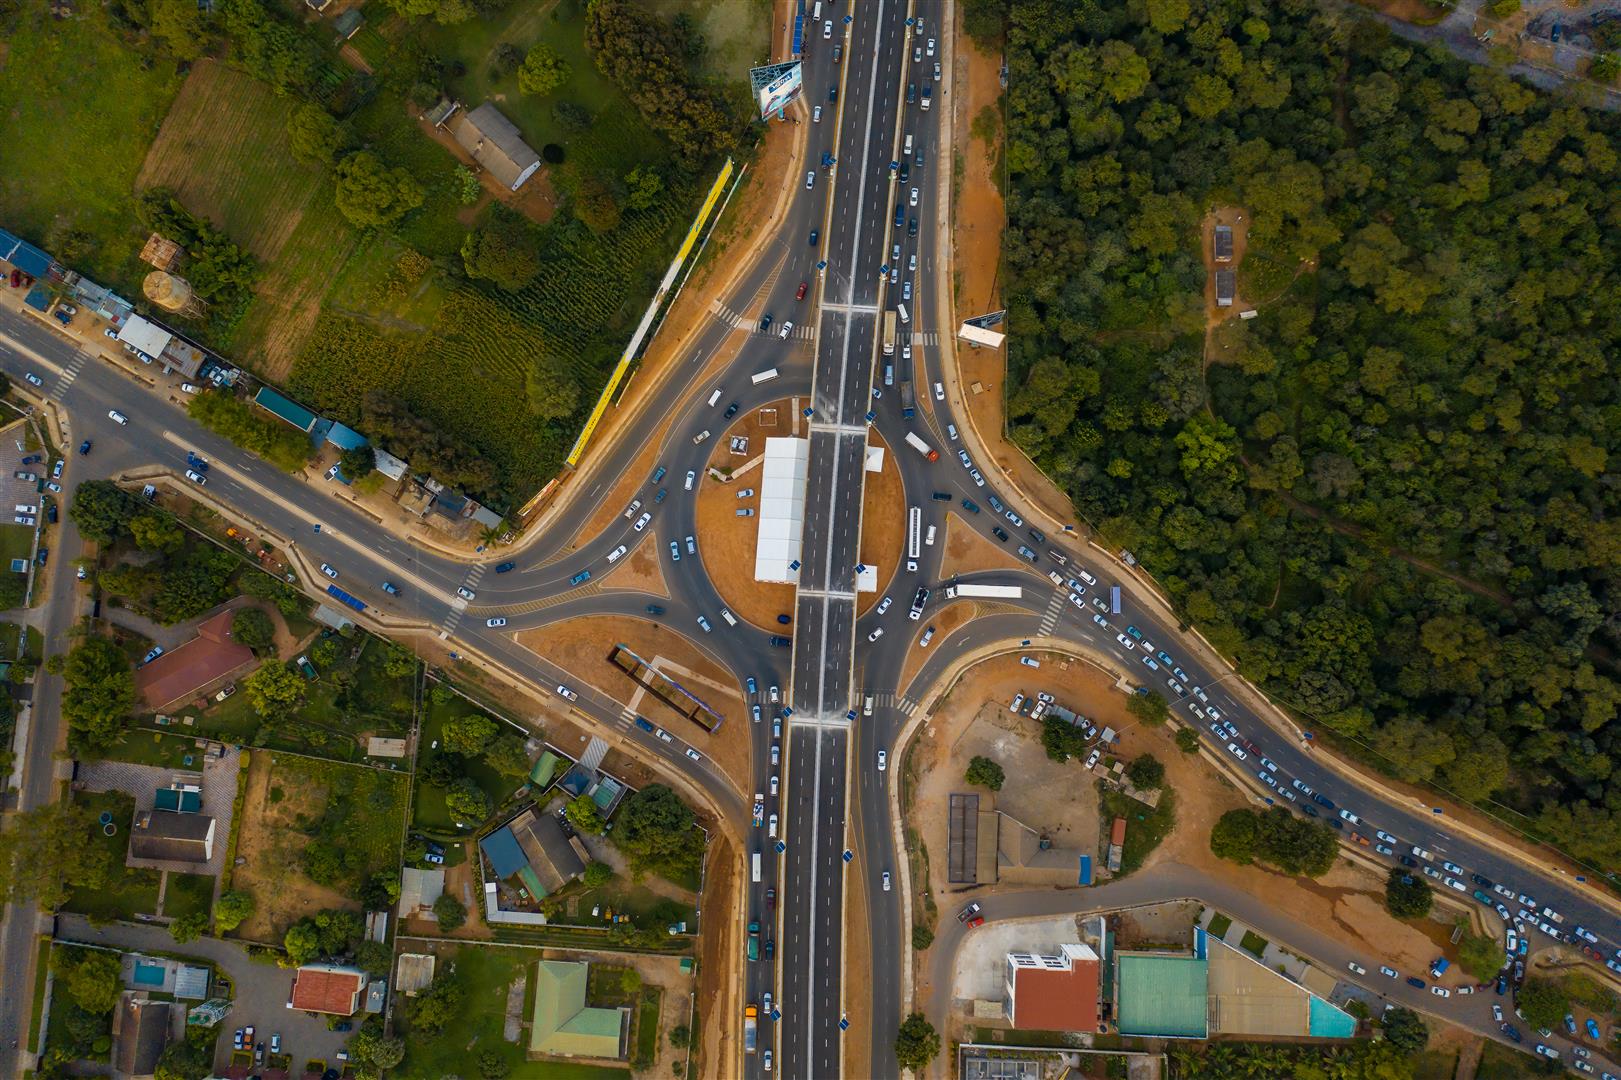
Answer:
[707, 388, 723, 407]
[896, 303, 910, 324]
[863, 695, 875, 716]
[812, 0, 822, 18]
[721, 608, 739, 627]
[903, 133, 914, 157]
[924, 524, 937, 546]
[751, 368, 779, 385]
[14, 504, 37, 515]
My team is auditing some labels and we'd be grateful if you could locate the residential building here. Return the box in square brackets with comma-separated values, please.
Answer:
[287, 964, 367, 1016]
[128, 810, 215, 865]
[1003, 944, 1100, 1033]
[452, 103, 542, 191]
[528, 960, 629, 1059]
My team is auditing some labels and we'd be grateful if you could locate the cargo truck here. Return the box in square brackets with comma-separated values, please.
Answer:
[882, 311, 897, 355]
[921, 83, 932, 110]
[903, 432, 939, 461]
[747, 921, 761, 962]
[744, 1005, 759, 1053]
[899, 381, 916, 419]
[944, 583, 1023, 599]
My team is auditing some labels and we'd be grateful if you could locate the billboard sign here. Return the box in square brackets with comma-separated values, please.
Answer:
[750, 62, 804, 120]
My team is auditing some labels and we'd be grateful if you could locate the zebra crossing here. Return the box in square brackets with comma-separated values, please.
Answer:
[865, 690, 921, 717]
[904, 331, 941, 348]
[1037, 588, 1066, 637]
[709, 299, 817, 340]
[441, 562, 489, 635]
[51, 352, 88, 399]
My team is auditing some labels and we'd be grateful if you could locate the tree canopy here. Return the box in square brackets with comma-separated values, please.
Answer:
[893, 1013, 941, 1073]
[60, 636, 136, 751]
[244, 660, 307, 719]
[1001, 0, 1621, 862]
[1383, 868, 1433, 919]
[965, 755, 1006, 790]
[1210, 807, 1337, 877]
[0, 802, 112, 910]
[517, 43, 570, 96]
[334, 151, 426, 229]
[614, 783, 705, 879]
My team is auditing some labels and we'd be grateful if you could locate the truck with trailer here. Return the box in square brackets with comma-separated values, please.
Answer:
[899, 381, 916, 419]
[747, 922, 761, 962]
[944, 583, 1023, 599]
[744, 1005, 759, 1053]
[882, 311, 896, 355]
[903, 431, 939, 461]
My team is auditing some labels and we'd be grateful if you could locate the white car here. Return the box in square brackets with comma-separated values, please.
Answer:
[655, 728, 673, 743]
[805, 171, 815, 189]
[1115, 633, 1136, 650]
[1430, 986, 1450, 998]
[669, 540, 680, 562]
[882, 871, 891, 892]
[556, 684, 578, 701]
[778, 319, 794, 339]
[1380, 966, 1398, 978]
[184, 469, 206, 485]
[623, 498, 642, 519]
[1226, 742, 1247, 761]
[1347, 962, 1366, 975]
[927, 36, 936, 56]
[684, 470, 696, 491]
[108, 410, 129, 425]
[457, 586, 476, 600]
[686, 535, 696, 554]
[813, 105, 822, 122]
[633, 512, 651, 532]
[319, 563, 338, 579]
[877, 750, 887, 771]
[867, 627, 884, 642]
[180, 382, 199, 394]
[607, 544, 627, 563]
[1019, 656, 1039, 668]
[909, 187, 919, 206]
[934, 381, 944, 401]
[486, 617, 507, 628]
[770, 775, 779, 796]
[876, 595, 893, 615]
[23, 372, 42, 386]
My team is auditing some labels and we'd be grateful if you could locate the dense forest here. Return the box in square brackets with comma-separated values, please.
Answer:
[999, 0, 1621, 863]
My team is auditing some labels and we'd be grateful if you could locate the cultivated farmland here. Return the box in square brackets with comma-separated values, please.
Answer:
[137, 60, 359, 378]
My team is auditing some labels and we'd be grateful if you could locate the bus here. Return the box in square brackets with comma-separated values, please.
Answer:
[907, 506, 921, 559]
[882, 311, 897, 356]
[751, 851, 762, 883]
[751, 368, 779, 385]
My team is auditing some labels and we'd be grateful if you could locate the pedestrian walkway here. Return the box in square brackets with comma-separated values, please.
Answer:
[1036, 588, 1066, 636]
[441, 561, 488, 635]
[866, 690, 920, 717]
[708, 299, 817, 340]
[49, 350, 87, 400]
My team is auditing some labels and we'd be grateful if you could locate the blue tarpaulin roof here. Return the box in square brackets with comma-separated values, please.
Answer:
[254, 386, 318, 432]
[0, 230, 53, 278]
[480, 826, 527, 880]
[24, 285, 49, 311]
[325, 423, 368, 451]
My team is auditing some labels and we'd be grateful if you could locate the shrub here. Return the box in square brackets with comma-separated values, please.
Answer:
[964, 755, 1004, 790]
[1126, 753, 1165, 788]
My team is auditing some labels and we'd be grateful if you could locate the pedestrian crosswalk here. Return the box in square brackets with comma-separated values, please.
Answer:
[904, 331, 940, 347]
[51, 352, 87, 399]
[709, 299, 817, 340]
[441, 561, 489, 635]
[865, 690, 921, 717]
[1037, 588, 1066, 637]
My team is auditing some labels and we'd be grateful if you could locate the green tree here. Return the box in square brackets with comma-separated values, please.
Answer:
[445, 777, 490, 823]
[1126, 753, 1165, 789]
[1126, 690, 1170, 726]
[461, 213, 542, 290]
[433, 892, 467, 931]
[128, 512, 185, 554]
[339, 444, 376, 480]
[231, 608, 277, 652]
[566, 792, 607, 833]
[348, 1030, 406, 1069]
[1174, 727, 1201, 753]
[408, 971, 464, 1034]
[1516, 978, 1569, 1031]
[334, 151, 426, 228]
[1457, 929, 1506, 981]
[310, 636, 339, 668]
[1380, 1006, 1428, 1053]
[444, 711, 498, 756]
[964, 755, 1005, 790]
[215, 889, 256, 932]
[583, 861, 614, 888]
[893, 1013, 940, 1073]
[154, 1029, 216, 1080]
[384, 644, 418, 678]
[148, 0, 209, 59]
[615, 784, 705, 879]
[483, 732, 533, 777]
[355, 939, 392, 975]
[69, 481, 139, 544]
[478, 1049, 510, 1078]
[286, 103, 346, 166]
[518, 43, 570, 95]
[61, 637, 136, 750]
[169, 911, 210, 944]
[1384, 868, 1433, 919]
[1209, 809, 1258, 864]
[0, 802, 112, 910]
[244, 660, 306, 719]
[283, 920, 321, 965]
[668, 1024, 690, 1049]
[1040, 716, 1090, 761]
[912, 923, 935, 949]
[572, 171, 623, 233]
[624, 164, 664, 210]
[59, 948, 122, 1013]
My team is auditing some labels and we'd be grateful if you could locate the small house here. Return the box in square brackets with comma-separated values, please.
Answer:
[452, 103, 542, 191]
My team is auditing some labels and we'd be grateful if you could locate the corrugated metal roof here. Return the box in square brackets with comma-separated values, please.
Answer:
[324, 422, 368, 451]
[455, 104, 542, 190]
[120, 314, 173, 358]
[0, 232, 54, 278]
[480, 825, 527, 879]
[253, 386, 318, 432]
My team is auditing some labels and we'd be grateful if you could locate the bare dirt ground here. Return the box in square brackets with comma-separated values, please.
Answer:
[1358, 0, 1449, 24]
[898, 599, 976, 690]
[697, 836, 740, 1080]
[695, 398, 802, 628]
[513, 615, 750, 791]
[842, 830, 872, 1080]
[857, 429, 908, 616]
[938, 509, 1028, 578]
[598, 528, 670, 599]
[230, 751, 361, 943]
[1200, 207, 1251, 367]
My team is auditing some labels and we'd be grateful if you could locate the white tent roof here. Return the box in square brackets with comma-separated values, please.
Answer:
[958, 323, 1005, 348]
[754, 437, 809, 583]
[865, 446, 885, 472]
[119, 314, 172, 358]
[856, 564, 877, 592]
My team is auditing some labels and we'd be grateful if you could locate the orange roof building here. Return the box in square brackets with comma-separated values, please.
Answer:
[133, 608, 256, 711]
[287, 964, 367, 1016]
[1004, 944, 1100, 1032]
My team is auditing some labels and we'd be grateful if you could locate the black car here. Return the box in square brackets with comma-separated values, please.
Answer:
[899, 162, 910, 182]
[1406, 976, 1425, 989]
[961, 499, 980, 513]
[1397, 854, 1419, 868]
[1029, 528, 1046, 545]
[37, 548, 47, 566]
[768, 635, 791, 647]
[828, 85, 837, 102]
[992, 526, 1009, 542]
[808, 228, 819, 246]
[645, 604, 665, 616]
[495, 561, 516, 573]
[1311, 793, 1335, 809]
[1301, 804, 1319, 817]
[1471, 873, 1494, 889]
[1328, 818, 1344, 829]
[78, 440, 91, 455]
[724, 401, 740, 419]
[1500, 1023, 1522, 1043]
[931, 491, 951, 501]
[759, 313, 773, 332]
[46, 504, 57, 523]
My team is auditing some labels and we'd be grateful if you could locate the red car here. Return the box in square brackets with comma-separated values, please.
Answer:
[966, 916, 985, 929]
[795, 281, 808, 301]
[766, 888, 776, 910]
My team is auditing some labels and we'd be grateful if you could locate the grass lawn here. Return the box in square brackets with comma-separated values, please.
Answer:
[0, 524, 35, 568]
[165, 872, 216, 921]
[0, 7, 182, 284]
[1412, 1048, 1459, 1080]
[555, 879, 694, 931]
[45, 946, 114, 1062]
[1239, 929, 1269, 958]
[0, 621, 22, 658]
[413, 692, 519, 833]
[1100, 788, 1175, 876]
[634, 988, 661, 1065]
[395, 944, 629, 1079]
[89, 728, 212, 769]
[64, 791, 161, 921]
[271, 754, 409, 883]
[1477, 1038, 1558, 1078]
[1207, 912, 1233, 940]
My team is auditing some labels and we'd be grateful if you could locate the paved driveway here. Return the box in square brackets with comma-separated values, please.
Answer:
[75, 746, 240, 880]
[55, 914, 356, 1070]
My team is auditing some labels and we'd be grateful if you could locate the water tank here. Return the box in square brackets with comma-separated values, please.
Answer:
[143, 270, 195, 313]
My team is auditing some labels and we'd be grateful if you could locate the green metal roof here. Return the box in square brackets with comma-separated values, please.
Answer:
[1116, 954, 1208, 1038]
[529, 960, 626, 1059]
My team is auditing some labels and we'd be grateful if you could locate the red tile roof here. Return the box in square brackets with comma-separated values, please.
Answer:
[133, 608, 256, 709]
[288, 965, 366, 1015]
[1110, 817, 1127, 846]
[1010, 951, 1100, 1033]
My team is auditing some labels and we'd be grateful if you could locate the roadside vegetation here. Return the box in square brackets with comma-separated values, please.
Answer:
[1209, 807, 1337, 878]
[994, 0, 1621, 861]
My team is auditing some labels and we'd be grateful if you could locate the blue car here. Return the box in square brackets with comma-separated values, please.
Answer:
[634, 717, 655, 733]
[495, 561, 516, 573]
[570, 569, 590, 585]
[1501, 1023, 1521, 1043]
[1566, 1014, 1577, 1036]
[1586, 1018, 1600, 1041]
